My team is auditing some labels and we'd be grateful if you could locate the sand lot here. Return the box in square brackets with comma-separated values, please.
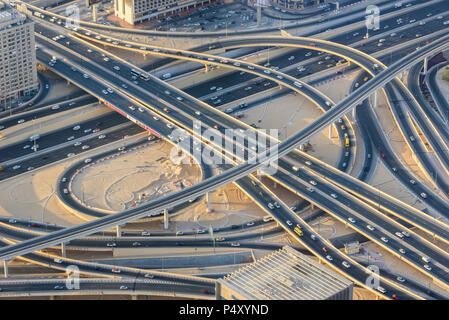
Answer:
[71, 141, 201, 212]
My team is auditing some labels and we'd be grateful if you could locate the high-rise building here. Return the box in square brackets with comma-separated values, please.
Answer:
[114, 0, 212, 25]
[0, 2, 38, 109]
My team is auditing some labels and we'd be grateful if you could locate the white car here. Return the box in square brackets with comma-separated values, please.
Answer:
[286, 220, 293, 226]
[309, 180, 317, 186]
[399, 248, 406, 254]
[74, 142, 81, 147]
[423, 264, 432, 271]
[366, 225, 375, 231]
[342, 261, 351, 268]
[330, 193, 338, 199]
[420, 192, 427, 199]
[82, 145, 90, 150]
[326, 255, 333, 261]
[395, 232, 404, 238]
[347, 217, 356, 223]
[12, 165, 21, 170]
[98, 134, 106, 139]
[381, 237, 389, 243]
[376, 286, 386, 294]
[84, 158, 92, 163]
[73, 125, 80, 131]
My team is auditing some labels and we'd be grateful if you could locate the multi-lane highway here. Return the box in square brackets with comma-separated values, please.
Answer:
[2, 0, 449, 300]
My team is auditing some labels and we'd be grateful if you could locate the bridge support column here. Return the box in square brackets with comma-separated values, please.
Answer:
[206, 192, 211, 213]
[3, 260, 9, 278]
[92, 3, 98, 22]
[373, 90, 379, 108]
[328, 124, 334, 139]
[116, 225, 122, 238]
[257, 6, 262, 26]
[310, 203, 314, 210]
[61, 242, 66, 258]
[164, 208, 169, 230]
[423, 56, 428, 75]
[204, 64, 209, 72]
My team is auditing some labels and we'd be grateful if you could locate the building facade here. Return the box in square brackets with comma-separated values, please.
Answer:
[114, 0, 213, 25]
[0, 2, 37, 109]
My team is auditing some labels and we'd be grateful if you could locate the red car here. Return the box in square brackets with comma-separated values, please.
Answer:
[322, 247, 328, 252]
[392, 294, 399, 300]
[31, 223, 40, 227]
[381, 153, 386, 159]
[361, 43, 366, 46]
[213, 125, 219, 130]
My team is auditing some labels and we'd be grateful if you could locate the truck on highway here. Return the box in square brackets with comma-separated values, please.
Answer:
[294, 226, 303, 236]
[345, 137, 350, 147]
[293, 81, 303, 88]
[29, 134, 40, 142]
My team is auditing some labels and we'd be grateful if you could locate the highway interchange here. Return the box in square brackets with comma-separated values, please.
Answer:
[1, 0, 449, 300]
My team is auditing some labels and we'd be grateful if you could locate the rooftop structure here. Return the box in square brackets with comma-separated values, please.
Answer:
[216, 246, 353, 300]
[114, 0, 213, 25]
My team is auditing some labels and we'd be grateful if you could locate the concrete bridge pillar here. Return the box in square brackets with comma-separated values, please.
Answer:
[116, 225, 122, 238]
[164, 208, 169, 229]
[373, 90, 379, 108]
[206, 192, 211, 213]
[61, 242, 66, 258]
[423, 56, 428, 75]
[3, 260, 9, 278]
[257, 6, 262, 26]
